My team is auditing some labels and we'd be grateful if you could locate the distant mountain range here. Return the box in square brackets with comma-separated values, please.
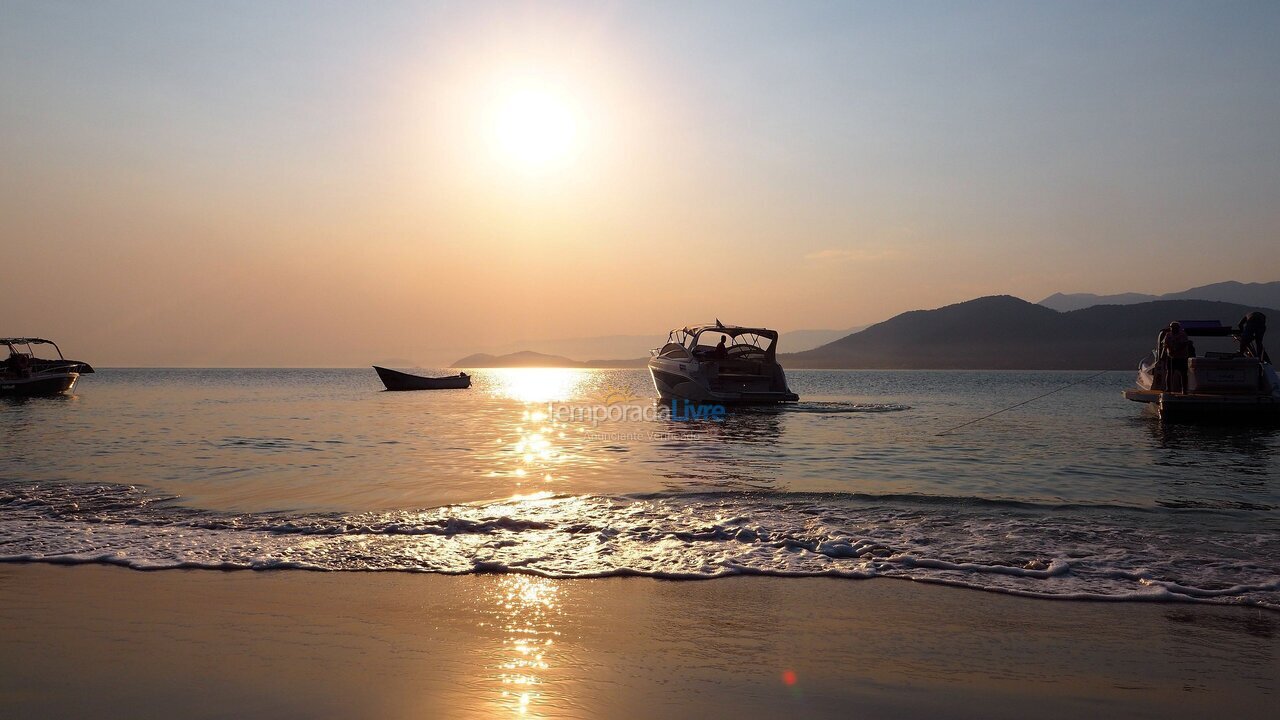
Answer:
[777, 327, 867, 352]
[452, 350, 645, 368]
[447, 326, 859, 367]
[786, 296, 1272, 370]
[449, 288, 1275, 370]
[451, 326, 861, 367]
[1039, 280, 1280, 312]
[453, 351, 588, 368]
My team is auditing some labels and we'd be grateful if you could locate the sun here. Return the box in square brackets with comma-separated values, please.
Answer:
[491, 87, 579, 172]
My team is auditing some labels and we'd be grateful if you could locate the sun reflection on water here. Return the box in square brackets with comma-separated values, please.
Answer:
[497, 406, 573, 491]
[473, 367, 664, 496]
[490, 575, 561, 718]
[479, 370, 596, 493]
[485, 368, 595, 403]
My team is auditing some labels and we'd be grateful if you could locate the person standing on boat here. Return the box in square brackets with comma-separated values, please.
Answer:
[1163, 322, 1191, 393]
[713, 335, 729, 359]
[1236, 312, 1267, 359]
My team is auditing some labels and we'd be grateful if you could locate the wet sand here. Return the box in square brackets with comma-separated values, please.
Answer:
[0, 565, 1274, 719]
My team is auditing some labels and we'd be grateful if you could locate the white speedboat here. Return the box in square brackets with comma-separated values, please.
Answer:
[1122, 320, 1278, 421]
[1, 338, 94, 397]
[648, 322, 799, 403]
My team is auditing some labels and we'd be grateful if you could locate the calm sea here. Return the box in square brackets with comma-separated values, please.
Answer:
[2, 368, 1277, 608]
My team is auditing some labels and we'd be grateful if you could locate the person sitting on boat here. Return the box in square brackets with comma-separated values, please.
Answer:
[1163, 322, 1191, 393]
[6, 351, 31, 378]
[1236, 311, 1267, 359]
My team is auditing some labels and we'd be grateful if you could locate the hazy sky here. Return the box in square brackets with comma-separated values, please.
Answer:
[4, 1, 1278, 365]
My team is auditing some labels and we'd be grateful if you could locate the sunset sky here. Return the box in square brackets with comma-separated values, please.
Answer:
[4, 1, 1279, 366]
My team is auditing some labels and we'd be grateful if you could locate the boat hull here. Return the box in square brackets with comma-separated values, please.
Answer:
[1126, 354, 1280, 422]
[1123, 389, 1280, 422]
[648, 363, 798, 404]
[373, 366, 471, 391]
[0, 372, 78, 397]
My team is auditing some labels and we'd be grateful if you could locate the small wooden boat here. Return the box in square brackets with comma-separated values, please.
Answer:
[373, 366, 471, 391]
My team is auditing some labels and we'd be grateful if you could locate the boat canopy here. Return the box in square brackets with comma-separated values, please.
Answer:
[659, 323, 783, 358]
[2, 337, 87, 368]
[3, 337, 66, 358]
[678, 324, 780, 341]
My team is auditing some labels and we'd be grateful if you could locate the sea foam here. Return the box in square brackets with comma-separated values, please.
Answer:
[2, 481, 1276, 609]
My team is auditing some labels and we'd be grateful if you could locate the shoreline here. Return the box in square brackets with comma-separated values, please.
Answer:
[2, 565, 1274, 719]
[7, 557, 1280, 613]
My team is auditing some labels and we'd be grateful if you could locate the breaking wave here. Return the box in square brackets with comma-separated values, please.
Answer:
[1, 481, 1276, 609]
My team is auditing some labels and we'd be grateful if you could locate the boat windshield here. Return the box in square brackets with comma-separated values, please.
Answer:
[691, 329, 775, 352]
[1149, 321, 1260, 360]
[654, 325, 782, 358]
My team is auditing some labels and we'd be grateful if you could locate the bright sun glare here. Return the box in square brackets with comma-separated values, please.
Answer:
[492, 87, 579, 172]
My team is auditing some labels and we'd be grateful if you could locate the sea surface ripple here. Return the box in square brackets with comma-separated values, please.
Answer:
[2, 368, 1277, 609]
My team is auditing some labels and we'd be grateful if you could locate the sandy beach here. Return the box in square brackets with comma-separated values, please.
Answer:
[1, 565, 1273, 719]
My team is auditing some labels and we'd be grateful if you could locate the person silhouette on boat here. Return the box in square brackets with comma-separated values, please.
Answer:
[1163, 321, 1191, 393]
[1236, 311, 1267, 360]
[6, 351, 31, 378]
[713, 335, 729, 360]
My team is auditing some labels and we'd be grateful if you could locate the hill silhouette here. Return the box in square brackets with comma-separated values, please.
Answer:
[1038, 291, 1158, 311]
[447, 327, 856, 366]
[785, 296, 1273, 369]
[1040, 280, 1280, 312]
[453, 350, 585, 368]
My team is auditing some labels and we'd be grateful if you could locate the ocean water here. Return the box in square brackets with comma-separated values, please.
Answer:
[2, 368, 1277, 609]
